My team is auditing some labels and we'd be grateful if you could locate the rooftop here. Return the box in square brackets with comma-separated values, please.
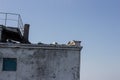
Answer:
[0, 40, 82, 50]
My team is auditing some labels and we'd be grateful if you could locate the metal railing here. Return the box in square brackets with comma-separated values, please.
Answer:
[0, 12, 24, 35]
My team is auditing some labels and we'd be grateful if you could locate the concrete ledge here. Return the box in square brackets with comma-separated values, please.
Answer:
[0, 42, 82, 51]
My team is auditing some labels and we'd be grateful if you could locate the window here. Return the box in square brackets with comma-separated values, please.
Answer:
[3, 58, 17, 71]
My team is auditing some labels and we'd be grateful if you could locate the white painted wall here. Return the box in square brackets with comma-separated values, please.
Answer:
[0, 43, 82, 80]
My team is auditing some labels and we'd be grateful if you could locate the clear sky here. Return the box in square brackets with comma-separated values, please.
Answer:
[0, 0, 120, 80]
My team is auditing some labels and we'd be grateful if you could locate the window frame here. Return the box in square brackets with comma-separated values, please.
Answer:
[2, 58, 17, 71]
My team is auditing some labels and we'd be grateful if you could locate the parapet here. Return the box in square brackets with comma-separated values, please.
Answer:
[0, 40, 82, 51]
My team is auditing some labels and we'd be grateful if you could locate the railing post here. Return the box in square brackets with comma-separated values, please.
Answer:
[5, 13, 7, 26]
[18, 15, 20, 29]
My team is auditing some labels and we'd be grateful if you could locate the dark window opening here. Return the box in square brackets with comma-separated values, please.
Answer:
[3, 58, 17, 71]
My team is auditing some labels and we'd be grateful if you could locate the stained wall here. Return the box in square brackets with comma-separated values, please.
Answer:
[0, 43, 82, 80]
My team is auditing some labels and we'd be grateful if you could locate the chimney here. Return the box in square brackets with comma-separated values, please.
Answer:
[23, 24, 30, 42]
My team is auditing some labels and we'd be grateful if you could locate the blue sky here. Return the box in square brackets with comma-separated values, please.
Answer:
[0, 0, 120, 80]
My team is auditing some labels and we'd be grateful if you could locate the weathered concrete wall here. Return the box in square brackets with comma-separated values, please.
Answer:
[0, 43, 82, 80]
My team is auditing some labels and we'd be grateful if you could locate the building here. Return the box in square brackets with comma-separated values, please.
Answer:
[0, 12, 82, 80]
